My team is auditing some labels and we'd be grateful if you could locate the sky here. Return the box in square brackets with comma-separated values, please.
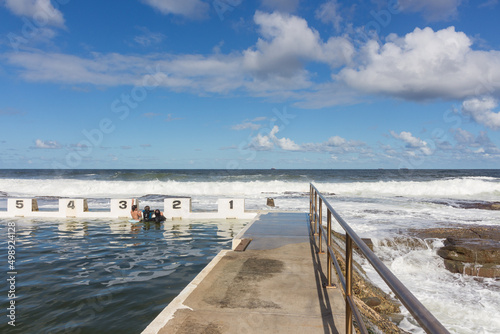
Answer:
[0, 0, 500, 170]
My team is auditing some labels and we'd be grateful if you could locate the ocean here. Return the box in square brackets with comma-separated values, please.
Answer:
[0, 169, 499, 333]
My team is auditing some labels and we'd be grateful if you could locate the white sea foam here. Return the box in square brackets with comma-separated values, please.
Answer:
[365, 239, 500, 334]
[0, 177, 499, 200]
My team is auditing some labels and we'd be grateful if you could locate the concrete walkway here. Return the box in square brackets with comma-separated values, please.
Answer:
[143, 212, 346, 334]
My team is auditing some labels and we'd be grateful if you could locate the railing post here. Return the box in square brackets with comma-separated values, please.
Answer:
[318, 198, 324, 253]
[314, 191, 318, 235]
[326, 209, 333, 287]
[346, 235, 353, 334]
[309, 184, 313, 224]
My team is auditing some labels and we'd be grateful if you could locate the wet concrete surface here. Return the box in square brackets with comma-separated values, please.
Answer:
[143, 212, 346, 334]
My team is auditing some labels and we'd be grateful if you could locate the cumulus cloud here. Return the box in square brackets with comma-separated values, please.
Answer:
[340, 26, 500, 101]
[141, 0, 209, 19]
[4, 0, 65, 27]
[5, 11, 353, 98]
[248, 126, 364, 154]
[398, 0, 462, 21]
[249, 125, 301, 151]
[34, 139, 61, 149]
[244, 11, 353, 79]
[390, 131, 432, 155]
[5, 11, 500, 111]
[461, 96, 500, 129]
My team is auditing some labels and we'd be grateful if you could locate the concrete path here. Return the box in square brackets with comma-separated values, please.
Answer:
[143, 212, 346, 334]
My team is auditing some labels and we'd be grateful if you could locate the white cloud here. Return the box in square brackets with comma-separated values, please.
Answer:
[461, 96, 500, 129]
[250, 132, 275, 150]
[340, 26, 500, 101]
[133, 27, 166, 47]
[142, 0, 209, 19]
[248, 126, 364, 154]
[249, 125, 301, 151]
[390, 131, 432, 155]
[302, 135, 365, 153]
[398, 0, 462, 21]
[5, 11, 500, 112]
[4, 0, 65, 27]
[244, 11, 353, 79]
[4, 11, 353, 98]
[315, 0, 342, 31]
[452, 128, 500, 155]
[34, 139, 60, 149]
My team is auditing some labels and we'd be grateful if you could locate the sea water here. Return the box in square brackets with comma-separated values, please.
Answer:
[0, 169, 499, 333]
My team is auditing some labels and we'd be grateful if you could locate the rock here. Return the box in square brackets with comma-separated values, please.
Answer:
[430, 200, 500, 210]
[362, 297, 382, 307]
[410, 225, 500, 278]
[328, 242, 407, 333]
[266, 198, 275, 207]
[384, 313, 405, 326]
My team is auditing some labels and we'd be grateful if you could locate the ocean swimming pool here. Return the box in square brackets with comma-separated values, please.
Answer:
[0, 218, 249, 334]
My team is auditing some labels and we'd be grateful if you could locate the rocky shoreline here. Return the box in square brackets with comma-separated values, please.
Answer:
[329, 222, 500, 332]
[408, 225, 500, 278]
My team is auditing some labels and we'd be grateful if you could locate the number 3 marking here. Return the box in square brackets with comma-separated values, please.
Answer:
[119, 201, 127, 209]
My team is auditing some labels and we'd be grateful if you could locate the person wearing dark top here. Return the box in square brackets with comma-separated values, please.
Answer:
[154, 209, 166, 223]
[142, 206, 154, 222]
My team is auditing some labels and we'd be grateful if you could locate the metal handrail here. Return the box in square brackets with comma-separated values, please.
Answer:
[309, 184, 450, 334]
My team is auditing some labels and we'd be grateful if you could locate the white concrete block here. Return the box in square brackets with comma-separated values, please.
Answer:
[164, 198, 191, 219]
[217, 198, 245, 218]
[110, 199, 135, 218]
[59, 199, 88, 217]
[8, 198, 38, 217]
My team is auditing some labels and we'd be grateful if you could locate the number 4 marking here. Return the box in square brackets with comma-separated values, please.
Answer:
[67, 200, 75, 209]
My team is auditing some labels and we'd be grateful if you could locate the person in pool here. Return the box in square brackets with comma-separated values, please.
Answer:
[130, 205, 142, 220]
[142, 206, 154, 222]
[130, 200, 142, 220]
[154, 209, 166, 223]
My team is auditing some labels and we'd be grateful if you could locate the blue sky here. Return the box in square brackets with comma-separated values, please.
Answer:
[1, 0, 500, 169]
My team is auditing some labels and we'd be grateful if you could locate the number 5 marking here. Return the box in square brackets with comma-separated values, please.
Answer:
[16, 200, 24, 209]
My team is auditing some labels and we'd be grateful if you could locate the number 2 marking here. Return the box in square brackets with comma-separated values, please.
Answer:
[173, 200, 181, 209]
